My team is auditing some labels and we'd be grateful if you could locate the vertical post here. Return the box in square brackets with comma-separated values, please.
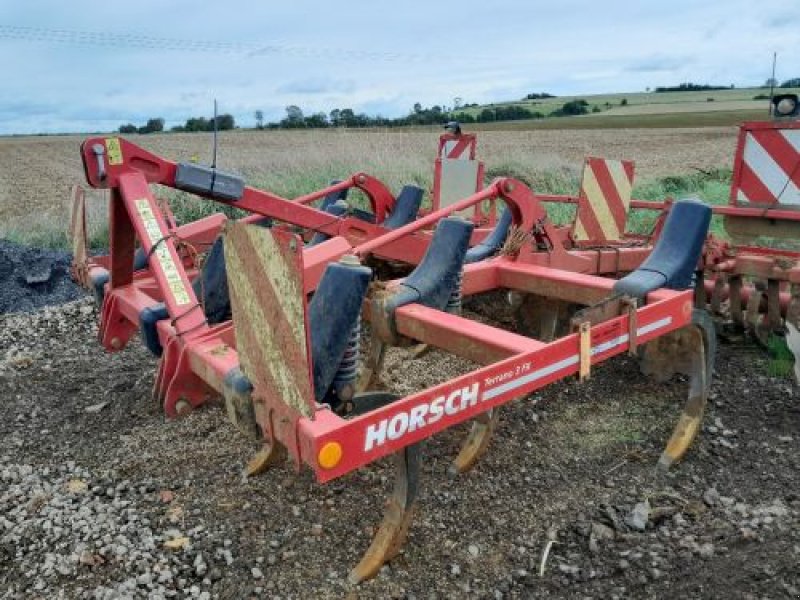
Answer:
[109, 188, 136, 289]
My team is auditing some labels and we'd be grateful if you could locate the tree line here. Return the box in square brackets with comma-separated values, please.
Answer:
[118, 114, 236, 134]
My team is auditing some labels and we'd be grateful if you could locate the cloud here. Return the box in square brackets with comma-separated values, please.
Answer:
[276, 78, 356, 95]
[625, 56, 693, 73]
[0, 0, 796, 134]
[765, 10, 800, 28]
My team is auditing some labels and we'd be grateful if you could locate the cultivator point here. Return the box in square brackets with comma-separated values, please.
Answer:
[70, 106, 800, 578]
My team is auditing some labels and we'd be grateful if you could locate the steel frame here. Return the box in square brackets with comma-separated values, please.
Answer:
[82, 135, 694, 479]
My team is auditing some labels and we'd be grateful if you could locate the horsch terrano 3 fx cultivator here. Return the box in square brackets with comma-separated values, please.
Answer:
[75, 131, 715, 581]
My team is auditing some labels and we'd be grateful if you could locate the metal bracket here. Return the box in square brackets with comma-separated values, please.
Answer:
[578, 321, 591, 382]
[622, 296, 638, 356]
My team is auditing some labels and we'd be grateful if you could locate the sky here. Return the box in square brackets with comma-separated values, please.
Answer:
[0, 0, 798, 134]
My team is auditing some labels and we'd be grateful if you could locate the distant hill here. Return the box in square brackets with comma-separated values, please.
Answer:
[454, 87, 800, 129]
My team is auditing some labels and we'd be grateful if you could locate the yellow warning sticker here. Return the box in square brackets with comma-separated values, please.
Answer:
[105, 137, 123, 165]
[134, 199, 192, 306]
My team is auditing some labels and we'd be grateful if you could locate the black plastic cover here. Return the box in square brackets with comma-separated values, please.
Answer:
[175, 163, 245, 201]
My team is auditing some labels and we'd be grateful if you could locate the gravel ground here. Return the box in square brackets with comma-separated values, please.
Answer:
[1, 291, 799, 599]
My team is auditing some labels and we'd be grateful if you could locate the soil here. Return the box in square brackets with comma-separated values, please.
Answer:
[0, 240, 83, 314]
[1, 286, 798, 599]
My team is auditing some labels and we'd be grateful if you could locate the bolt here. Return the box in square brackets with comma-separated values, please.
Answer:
[357, 175, 366, 184]
[175, 399, 193, 416]
[339, 254, 361, 267]
[288, 238, 297, 252]
[110, 337, 122, 350]
[504, 181, 516, 193]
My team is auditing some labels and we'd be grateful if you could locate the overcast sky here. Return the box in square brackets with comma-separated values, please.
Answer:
[1, 0, 798, 134]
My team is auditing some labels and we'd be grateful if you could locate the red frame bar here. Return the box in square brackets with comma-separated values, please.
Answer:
[305, 281, 692, 482]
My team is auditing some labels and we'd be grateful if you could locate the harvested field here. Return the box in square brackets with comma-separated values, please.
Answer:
[0, 127, 738, 243]
[1, 124, 798, 599]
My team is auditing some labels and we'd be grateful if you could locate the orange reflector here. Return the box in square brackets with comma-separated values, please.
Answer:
[318, 442, 343, 469]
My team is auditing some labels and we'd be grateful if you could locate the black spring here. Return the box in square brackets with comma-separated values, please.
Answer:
[446, 269, 463, 314]
[333, 314, 360, 394]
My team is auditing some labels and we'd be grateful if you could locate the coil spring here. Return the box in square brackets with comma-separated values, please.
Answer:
[333, 314, 360, 395]
[446, 269, 463, 314]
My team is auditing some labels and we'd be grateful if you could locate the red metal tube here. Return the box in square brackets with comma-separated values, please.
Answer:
[353, 183, 499, 257]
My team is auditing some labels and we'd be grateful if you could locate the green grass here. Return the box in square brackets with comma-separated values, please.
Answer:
[459, 87, 799, 118]
[2, 165, 735, 251]
[767, 334, 796, 378]
[483, 165, 733, 235]
[468, 109, 772, 130]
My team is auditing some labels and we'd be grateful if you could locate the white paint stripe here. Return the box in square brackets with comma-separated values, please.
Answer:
[443, 140, 467, 159]
[743, 134, 800, 205]
[482, 355, 579, 401]
[737, 188, 750, 204]
[481, 316, 672, 401]
[781, 129, 800, 155]
[606, 160, 633, 205]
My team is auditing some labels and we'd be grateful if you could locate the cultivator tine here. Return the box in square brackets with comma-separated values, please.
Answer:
[640, 310, 716, 469]
[451, 408, 499, 474]
[356, 331, 387, 393]
[729, 275, 744, 326]
[710, 274, 725, 315]
[786, 283, 800, 382]
[244, 441, 288, 477]
[694, 270, 706, 309]
[746, 281, 768, 344]
[766, 278, 782, 332]
[349, 443, 421, 584]
[513, 293, 564, 342]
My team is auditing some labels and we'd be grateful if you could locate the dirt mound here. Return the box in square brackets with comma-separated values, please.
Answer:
[0, 240, 85, 315]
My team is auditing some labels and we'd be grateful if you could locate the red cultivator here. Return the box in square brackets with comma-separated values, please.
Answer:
[72, 127, 720, 581]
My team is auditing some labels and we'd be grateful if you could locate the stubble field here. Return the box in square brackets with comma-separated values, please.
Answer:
[0, 126, 738, 245]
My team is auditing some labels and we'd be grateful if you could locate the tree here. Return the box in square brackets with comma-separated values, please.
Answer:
[780, 78, 800, 88]
[765, 78, 779, 88]
[339, 108, 356, 127]
[215, 114, 235, 130]
[305, 112, 328, 128]
[413, 102, 422, 114]
[554, 100, 589, 116]
[137, 118, 164, 134]
[185, 117, 210, 132]
[329, 109, 341, 127]
[254, 110, 264, 129]
[282, 105, 305, 128]
[119, 123, 137, 134]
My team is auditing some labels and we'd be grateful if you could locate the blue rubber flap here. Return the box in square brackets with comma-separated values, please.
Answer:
[309, 261, 372, 402]
[613, 198, 711, 299]
[465, 208, 512, 264]
[383, 185, 423, 230]
[386, 217, 474, 312]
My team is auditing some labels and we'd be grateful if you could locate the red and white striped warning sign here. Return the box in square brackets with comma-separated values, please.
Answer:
[731, 122, 800, 207]
[439, 133, 476, 160]
[573, 157, 635, 243]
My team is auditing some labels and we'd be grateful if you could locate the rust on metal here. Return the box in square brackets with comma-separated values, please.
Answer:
[223, 221, 315, 419]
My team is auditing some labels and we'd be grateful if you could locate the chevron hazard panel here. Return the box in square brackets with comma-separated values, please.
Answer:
[223, 222, 315, 418]
[573, 157, 635, 243]
[732, 122, 800, 207]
